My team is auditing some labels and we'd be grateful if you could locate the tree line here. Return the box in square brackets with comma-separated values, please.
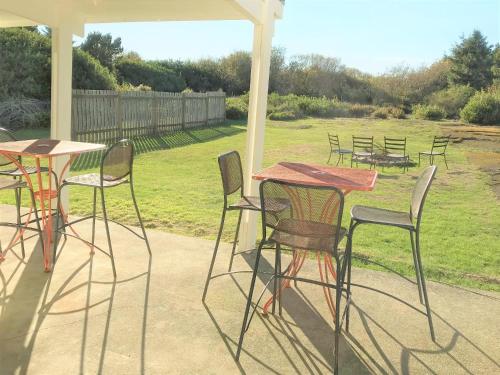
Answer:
[0, 27, 499, 125]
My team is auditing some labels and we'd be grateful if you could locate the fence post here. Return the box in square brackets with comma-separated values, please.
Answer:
[117, 92, 123, 141]
[205, 93, 210, 126]
[152, 95, 159, 136]
[181, 93, 186, 130]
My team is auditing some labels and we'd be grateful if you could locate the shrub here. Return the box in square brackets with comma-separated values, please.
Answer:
[413, 104, 446, 120]
[349, 103, 376, 117]
[0, 98, 49, 129]
[372, 107, 389, 119]
[388, 106, 406, 119]
[115, 58, 186, 92]
[73, 49, 118, 90]
[460, 90, 500, 125]
[225, 97, 247, 120]
[428, 85, 476, 118]
[268, 111, 299, 121]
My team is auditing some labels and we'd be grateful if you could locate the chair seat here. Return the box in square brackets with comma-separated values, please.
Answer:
[0, 178, 26, 190]
[270, 218, 346, 252]
[229, 196, 290, 212]
[0, 166, 49, 176]
[353, 151, 373, 157]
[64, 173, 128, 188]
[419, 151, 444, 155]
[386, 153, 407, 159]
[333, 149, 352, 154]
[351, 205, 413, 228]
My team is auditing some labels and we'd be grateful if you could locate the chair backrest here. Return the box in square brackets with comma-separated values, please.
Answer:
[0, 127, 18, 167]
[352, 136, 374, 154]
[410, 165, 437, 224]
[100, 139, 134, 182]
[218, 150, 243, 198]
[431, 135, 450, 154]
[384, 137, 407, 155]
[259, 179, 344, 254]
[328, 133, 340, 151]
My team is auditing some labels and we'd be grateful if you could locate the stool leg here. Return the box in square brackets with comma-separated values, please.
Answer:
[91, 187, 97, 252]
[100, 187, 116, 278]
[15, 188, 25, 258]
[202, 207, 226, 301]
[228, 210, 242, 272]
[130, 181, 151, 255]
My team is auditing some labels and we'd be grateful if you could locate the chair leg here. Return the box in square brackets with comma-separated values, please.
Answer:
[100, 188, 117, 278]
[272, 242, 279, 315]
[52, 185, 63, 265]
[327, 151, 332, 164]
[345, 220, 356, 333]
[410, 230, 424, 304]
[277, 243, 283, 316]
[91, 187, 97, 252]
[202, 208, 226, 301]
[228, 210, 242, 272]
[130, 181, 151, 255]
[28, 188, 44, 252]
[15, 188, 25, 258]
[334, 253, 342, 375]
[236, 240, 264, 361]
[443, 154, 449, 170]
[415, 231, 435, 341]
[418, 153, 421, 167]
[336, 154, 341, 166]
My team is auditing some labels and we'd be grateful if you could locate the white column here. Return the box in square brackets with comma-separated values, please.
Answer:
[51, 23, 74, 210]
[239, 1, 275, 250]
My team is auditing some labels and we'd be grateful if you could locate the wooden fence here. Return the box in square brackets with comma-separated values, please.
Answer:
[72, 90, 226, 143]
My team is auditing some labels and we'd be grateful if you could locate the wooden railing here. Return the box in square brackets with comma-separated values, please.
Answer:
[71, 90, 226, 143]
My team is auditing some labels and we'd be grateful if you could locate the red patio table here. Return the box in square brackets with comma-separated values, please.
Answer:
[253, 162, 377, 316]
[0, 139, 106, 271]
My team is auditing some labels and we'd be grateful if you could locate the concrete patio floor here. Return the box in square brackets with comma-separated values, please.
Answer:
[0, 205, 499, 374]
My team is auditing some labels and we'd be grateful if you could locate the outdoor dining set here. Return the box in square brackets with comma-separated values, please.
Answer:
[0, 128, 440, 375]
[203, 149, 439, 374]
[327, 133, 451, 171]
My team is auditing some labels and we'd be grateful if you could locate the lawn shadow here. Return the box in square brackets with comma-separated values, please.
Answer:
[71, 124, 244, 171]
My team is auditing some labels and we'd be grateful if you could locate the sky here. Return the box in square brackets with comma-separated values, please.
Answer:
[76, 0, 500, 75]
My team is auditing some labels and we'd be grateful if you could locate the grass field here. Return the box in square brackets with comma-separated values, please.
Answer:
[6, 118, 500, 291]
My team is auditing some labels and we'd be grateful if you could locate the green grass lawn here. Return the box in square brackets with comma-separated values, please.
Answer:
[6, 118, 500, 291]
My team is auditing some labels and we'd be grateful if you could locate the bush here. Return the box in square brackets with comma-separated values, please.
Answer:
[388, 106, 406, 119]
[225, 97, 247, 120]
[372, 107, 389, 119]
[413, 104, 446, 120]
[0, 98, 49, 129]
[73, 49, 117, 90]
[349, 103, 376, 117]
[460, 90, 500, 125]
[268, 111, 300, 121]
[115, 58, 186, 92]
[428, 85, 476, 118]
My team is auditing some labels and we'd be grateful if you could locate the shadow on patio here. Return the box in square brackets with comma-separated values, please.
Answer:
[0, 204, 499, 374]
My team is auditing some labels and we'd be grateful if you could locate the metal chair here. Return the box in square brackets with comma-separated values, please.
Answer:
[346, 165, 437, 341]
[202, 151, 289, 301]
[351, 136, 375, 169]
[53, 139, 151, 277]
[383, 136, 409, 172]
[419, 136, 450, 169]
[235, 179, 348, 375]
[0, 178, 43, 261]
[0, 127, 52, 257]
[327, 134, 352, 165]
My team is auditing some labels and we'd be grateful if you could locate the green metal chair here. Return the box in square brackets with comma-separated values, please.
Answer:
[53, 139, 151, 277]
[346, 165, 437, 341]
[383, 136, 409, 172]
[327, 134, 352, 165]
[202, 151, 289, 301]
[235, 179, 349, 375]
[419, 135, 450, 169]
[351, 136, 375, 169]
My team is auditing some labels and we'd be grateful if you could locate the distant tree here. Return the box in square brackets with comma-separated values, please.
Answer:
[73, 49, 117, 90]
[448, 30, 493, 90]
[80, 31, 123, 71]
[220, 51, 252, 95]
[492, 44, 500, 84]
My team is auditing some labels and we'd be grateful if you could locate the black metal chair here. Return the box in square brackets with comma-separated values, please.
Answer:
[235, 179, 349, 375]
[0, 178, 43, 260]
[202, 151, 289, 301]
[351, 136, 375, 169]
[53, 139, 151, 277]
[327, 134, 352, 165]
[383, 136, 409, 172]
[0, 127, 51, 257]
[419, 135, 450, 169]
[346, 165, 437, 341]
